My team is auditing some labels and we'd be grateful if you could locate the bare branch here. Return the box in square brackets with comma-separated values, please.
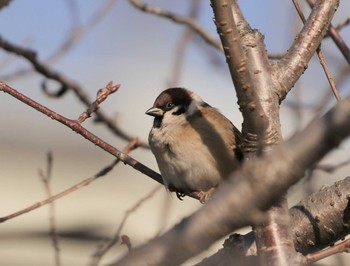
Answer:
[90, 185, 162, 266]
[2, 0, 118, 80]
[0, 138, 140, 223]
[212, 1, 298, 265]
[334, 17, 350, 31]
[167, 0, 201, 87]
[306, 238, 350, 263]
[129, 0, 222, 52]
[111, 94, 350, 266]
[306, 0, 350, 65]
[317, 158, 350, 173]
[197, 176, 350, 265]
[292, 0, 341, 101]
[39, 152, 61, 266]
[0, 81, 160, 181]
[278, 0, 339, 98]
[0, 36, 149, 148]
[78, 82, 120, 123]
[0, 82, 204, 201]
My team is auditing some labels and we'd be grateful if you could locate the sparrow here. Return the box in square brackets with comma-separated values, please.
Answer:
[146, 88, 244, 202]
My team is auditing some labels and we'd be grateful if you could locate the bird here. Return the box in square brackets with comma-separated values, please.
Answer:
[146, 88, 244, 202]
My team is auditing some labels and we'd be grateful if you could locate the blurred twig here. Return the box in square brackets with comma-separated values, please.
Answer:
[2, 0, 118, 81]
[90, 185, 162, 266]
[38, 152, 61, 266]
[334, 17, 350, 31]
[293, 0, 341, 101]
[316, 158, 350, 173]
[168, 0, 200, 86]
[0, 36, 149, 147]
[0, 0, 12, 9]
[129, 0, 222, 52]
[0, 138, 140, 223]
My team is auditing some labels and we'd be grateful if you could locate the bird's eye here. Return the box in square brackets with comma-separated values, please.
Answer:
[165, 102, 174, 110]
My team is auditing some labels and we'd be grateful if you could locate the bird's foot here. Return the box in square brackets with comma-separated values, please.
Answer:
[192, 187, 216, 204]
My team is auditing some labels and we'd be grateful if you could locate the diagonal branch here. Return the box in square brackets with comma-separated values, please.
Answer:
[277, 0, 339, 98]
[112, 93, 350, 266]
[306, 0, 350, 65]
[0, 82, 162, 184]
[196, 176, 350, 265]
[129, 0, 222, 52]
[0, 82, 203, 202]
[0, 138, 140, 223]
[292, 0, 341, 101]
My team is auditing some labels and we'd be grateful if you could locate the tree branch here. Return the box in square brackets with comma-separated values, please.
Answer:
[129, 0, 222, 52]
[0, 36, 148, 148]
[211, 1, 296, 265]
[0, 81, 162, 186]
[196, 176, 350, 265]
[306, 0, 350, 66]
[292, 0, 341, 101]
[0, 138, 141, 223]
[111, 93, 350, 266]
[277, 0, 339, 98]
[306, 238, 350, 263]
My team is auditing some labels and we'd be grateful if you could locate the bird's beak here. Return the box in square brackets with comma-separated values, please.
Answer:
[145, 107, 164, 117]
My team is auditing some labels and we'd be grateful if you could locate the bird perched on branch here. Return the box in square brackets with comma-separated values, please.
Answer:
[146, 88, 243, 202]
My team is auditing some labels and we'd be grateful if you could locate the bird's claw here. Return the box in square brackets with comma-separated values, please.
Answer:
[192, 187, 216, 204]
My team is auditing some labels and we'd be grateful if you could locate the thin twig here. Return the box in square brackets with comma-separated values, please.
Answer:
[334, 17, 350, 31]
[78, 81, 120, 123]
[167, 0, 200, 87]
[292, 0, 341, 101]
[2, 0, 118, 81]
[0, 138, 140, 223]
[89, 185, 162, 266]
[306, 238, 350, 263]
[39, 152, 61, 266]
[129, 0, 222, 52]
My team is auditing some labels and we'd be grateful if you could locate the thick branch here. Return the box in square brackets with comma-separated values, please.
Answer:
[210, 0, 250, 98]
[112, 94, 350, 266]
[306, 0, 350, 65]
[197, 176, 350, 265]
[212, 2, 294, 265]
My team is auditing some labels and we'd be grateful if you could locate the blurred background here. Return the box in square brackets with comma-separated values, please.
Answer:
[0, 0, 349, 265]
